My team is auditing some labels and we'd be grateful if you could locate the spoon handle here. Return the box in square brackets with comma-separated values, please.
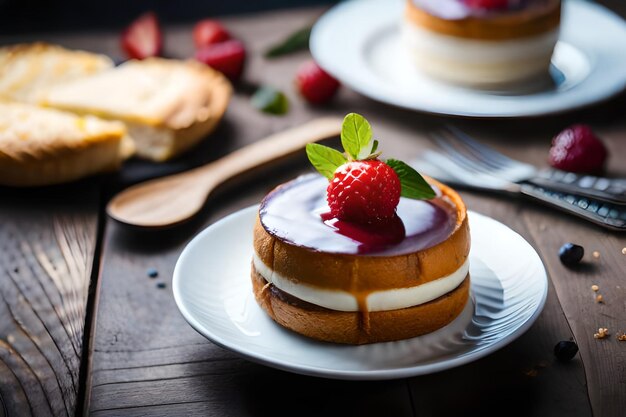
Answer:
[106, 117, 342, 228]
[195, 117, 342, 186]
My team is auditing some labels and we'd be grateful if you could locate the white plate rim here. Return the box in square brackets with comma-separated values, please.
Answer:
[173, 206, 548, 380]
[310, 0, 626, 118]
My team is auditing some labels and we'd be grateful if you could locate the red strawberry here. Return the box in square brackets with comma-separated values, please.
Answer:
[464, 0, 509, 9]
[121, 12, 162, 60]
[549, 124, 608, 173]
[193, 20, 230, 48]
[327, 160, 401, 224]
[195, 40, 246, 82]
[295, 60, 340, 105]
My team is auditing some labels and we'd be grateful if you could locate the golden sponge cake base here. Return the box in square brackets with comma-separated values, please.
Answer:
[252, 266, 469, 345]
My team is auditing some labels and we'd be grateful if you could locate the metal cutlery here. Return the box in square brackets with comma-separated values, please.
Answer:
[412, 127, 626, 231]
[432, 126, 626, 205]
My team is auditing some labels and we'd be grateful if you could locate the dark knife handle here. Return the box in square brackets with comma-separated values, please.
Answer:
[520, 183, 626, 231]
[530, 169, 626, 205]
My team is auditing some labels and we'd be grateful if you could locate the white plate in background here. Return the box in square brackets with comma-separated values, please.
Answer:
[310, 0, 626, 117]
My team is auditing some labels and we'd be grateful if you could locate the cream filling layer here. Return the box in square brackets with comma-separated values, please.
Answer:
[253, 252, 469, 312]
[402, 20, 559, 85]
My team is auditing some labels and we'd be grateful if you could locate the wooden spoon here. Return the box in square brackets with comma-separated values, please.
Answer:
[106, 117, 342, 229]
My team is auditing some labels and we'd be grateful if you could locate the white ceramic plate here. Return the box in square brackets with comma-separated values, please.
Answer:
[173, 206, 548, 380]
[310, 0, 626, 118]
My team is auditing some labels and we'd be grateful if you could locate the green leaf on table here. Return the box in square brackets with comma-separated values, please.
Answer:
[306, 143, 347, 179]
[251, 86, 289, 115]
[265, 26, 312, 58]
[341, 113, 373, 160]
[386, 159, 436, 200]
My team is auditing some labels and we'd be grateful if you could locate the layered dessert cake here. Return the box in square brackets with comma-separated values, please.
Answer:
[403, 0, 561, 87]
[252, 114, 470, 344]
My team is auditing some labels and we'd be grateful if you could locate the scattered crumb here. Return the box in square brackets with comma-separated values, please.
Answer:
[539, 224, 547, 231]
[595, 294, 604, 303]
[594, 327, 609, 339]
[591, 285, 599, 292]
[7, 334, 15, 344]
[622, 247, 626, 255]
[524, 369, 539, 377]
[593, 251, 600, 259]
[617, 332, 626, 342]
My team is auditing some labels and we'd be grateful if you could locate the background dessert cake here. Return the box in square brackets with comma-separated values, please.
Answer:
[403, 0, 561, 87]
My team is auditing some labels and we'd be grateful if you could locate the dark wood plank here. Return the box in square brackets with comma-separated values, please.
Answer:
[0, 182, 100, 416]
[521, 196, 626, 417]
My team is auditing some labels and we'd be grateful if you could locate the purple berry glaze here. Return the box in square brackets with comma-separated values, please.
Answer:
[259, 175, 457, 256]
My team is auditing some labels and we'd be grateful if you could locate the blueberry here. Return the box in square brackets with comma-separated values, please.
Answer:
[156, 282, 166, 289]
[559, 243, 584, 266]
[554, 340, 579, 361]
[147, 268, 159, 278]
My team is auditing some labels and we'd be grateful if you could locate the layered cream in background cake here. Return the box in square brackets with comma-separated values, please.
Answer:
[403, 0, 561, 87]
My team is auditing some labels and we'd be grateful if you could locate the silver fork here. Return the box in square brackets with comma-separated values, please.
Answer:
[431, 126, 626, 204]
[412, 135, 626, 231]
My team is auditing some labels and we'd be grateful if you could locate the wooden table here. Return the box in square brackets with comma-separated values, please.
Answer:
[1, 3, 625, 416]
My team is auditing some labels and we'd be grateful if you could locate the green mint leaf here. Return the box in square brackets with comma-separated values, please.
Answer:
[386, 159, 436, 200]
[357, 139, 374, 160]
[306, 143, 347, 179]
[251, 86, 289, 115]
[341, 113, 372, 160]
[265, 26, 312, 58]
[371, 139, 379, 154]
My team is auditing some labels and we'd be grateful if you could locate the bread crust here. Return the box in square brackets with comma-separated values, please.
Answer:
[42, 58, 232, 161]
[0, 102, 127, 187]
[0, 43, 113, 103]
[252, 266, 470, 344]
